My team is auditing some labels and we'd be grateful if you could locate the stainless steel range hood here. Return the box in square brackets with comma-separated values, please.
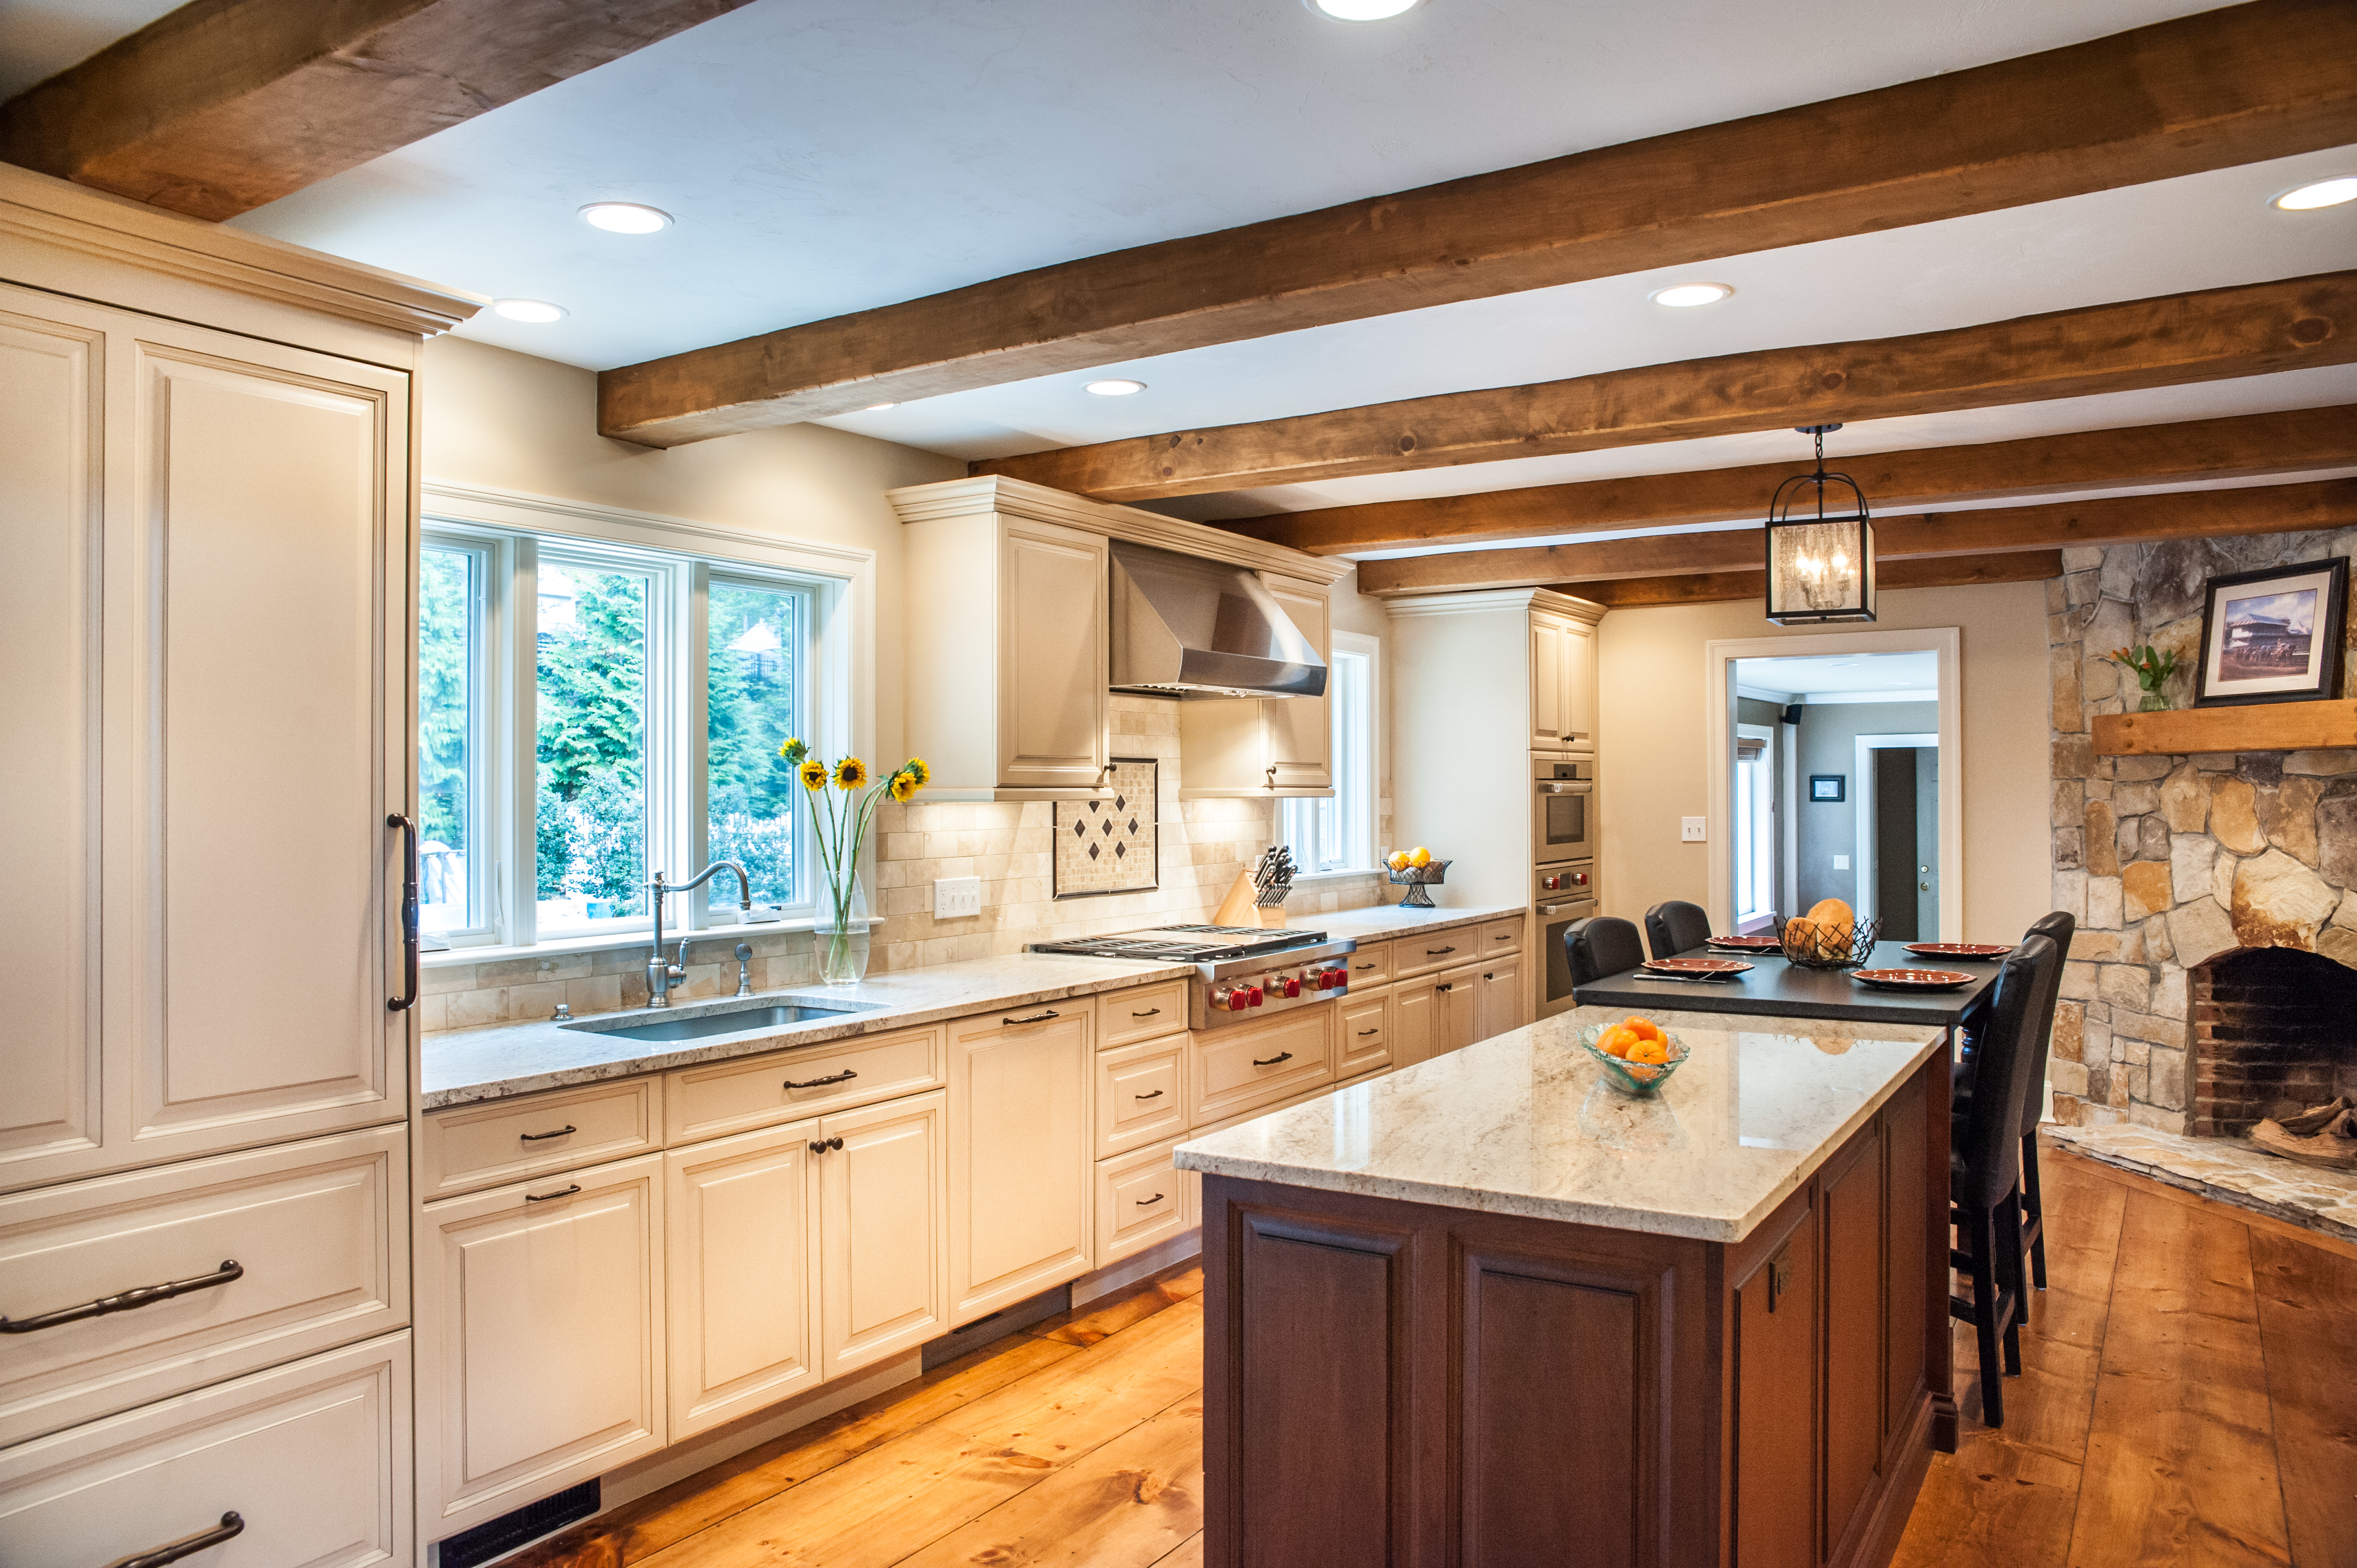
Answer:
[1108, 540, 1327, 699]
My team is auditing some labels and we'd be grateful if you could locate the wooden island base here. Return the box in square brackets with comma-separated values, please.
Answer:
[1200, 1058, 1949, 1568]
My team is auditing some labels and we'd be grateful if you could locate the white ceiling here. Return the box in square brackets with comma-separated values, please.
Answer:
[1736, 651, 1939, 703]
[0, 0, 177, 99]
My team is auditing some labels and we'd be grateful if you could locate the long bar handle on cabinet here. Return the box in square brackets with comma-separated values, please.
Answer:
[1134, 1089, 1164, 1100]
[1425, 946, 1455, 956]
[102, 1511, 245, 1568]
[518, 1125, 575, 1142]
[784, 1069, 858, 1090]
[523, 1185, 580, 1203]
[1001, 1009, 1059, 1025]
[388, 813, 420, 1013]
[1130, 1008, 1161, 1018]
[1136, 1193, 1165, 1206]
[1, 1260, 242, 1335]
[1252, 1051, 1294, 1066]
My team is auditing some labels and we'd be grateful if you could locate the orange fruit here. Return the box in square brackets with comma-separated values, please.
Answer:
[1596, 1025, 1633, 1058]
[1626, 1035, 1669, 1065]
[1624, 1015, 1662, 1041]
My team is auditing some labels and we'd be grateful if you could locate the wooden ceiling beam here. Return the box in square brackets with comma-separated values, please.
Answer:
[595, 0, 2357, 446]
[0, 0, 756, 221]
[1356, 478, 2357, 596]
[1567, 552, 2068, 610]
[979, 271, 2357, 501]
[1219, 406, 2357, 556]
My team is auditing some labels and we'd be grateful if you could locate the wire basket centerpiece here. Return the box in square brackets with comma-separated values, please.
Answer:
[1385, 857, 1450, 909]
[1774, 910, 1881, 969]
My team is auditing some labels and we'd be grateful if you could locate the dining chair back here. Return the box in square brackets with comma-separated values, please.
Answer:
[1566, 916, 1646, 987]
[2013, 910, 2074, 1288]
[1642, 900, 1713, 961]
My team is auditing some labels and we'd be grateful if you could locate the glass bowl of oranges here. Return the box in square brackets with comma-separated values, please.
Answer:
[1577, 1015, 1690, 1095]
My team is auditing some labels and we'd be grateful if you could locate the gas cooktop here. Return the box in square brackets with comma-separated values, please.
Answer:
[1030, 924, 1331, 963]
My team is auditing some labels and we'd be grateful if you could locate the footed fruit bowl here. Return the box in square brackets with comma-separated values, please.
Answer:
[1577, 1022, 1691, 1095]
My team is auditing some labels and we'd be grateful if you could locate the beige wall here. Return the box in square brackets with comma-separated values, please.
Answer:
[1597, 581, 2053, 945]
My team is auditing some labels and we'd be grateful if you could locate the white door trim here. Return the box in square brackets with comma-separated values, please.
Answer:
[1854, 733, 1939, 925]
[1702, 628, 1962, 937]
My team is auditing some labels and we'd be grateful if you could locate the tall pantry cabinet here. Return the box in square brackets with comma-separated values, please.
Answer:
[0, 167, 475, 1568]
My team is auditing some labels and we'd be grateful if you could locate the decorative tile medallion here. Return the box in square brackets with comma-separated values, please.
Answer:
[1054, 758, 1157, 898]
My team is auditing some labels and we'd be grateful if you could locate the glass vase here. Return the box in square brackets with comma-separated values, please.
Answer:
[2137, 686, 2170, 713]
[813, 873, 870, 984]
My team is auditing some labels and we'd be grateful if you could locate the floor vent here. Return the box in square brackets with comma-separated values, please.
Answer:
[437, 1479, 600, 1568]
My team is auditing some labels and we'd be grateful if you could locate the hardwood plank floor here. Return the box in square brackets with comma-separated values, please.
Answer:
[521, 1143, 2351, 1568]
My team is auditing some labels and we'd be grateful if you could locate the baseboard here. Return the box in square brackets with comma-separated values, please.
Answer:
[1070, 1229, 1201, 1307]
[594, 1353, 922, 1513]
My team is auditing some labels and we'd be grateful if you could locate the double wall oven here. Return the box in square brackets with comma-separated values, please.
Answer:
[1534, 758, 1597, 1018]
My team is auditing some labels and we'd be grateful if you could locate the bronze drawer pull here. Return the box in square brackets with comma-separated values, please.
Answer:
[1252, 1051, 1294, 1066]
[808, 1136, 846, 1154]
[785, 1068, 858, 1090]
[1357, 1029, 1380, 1037]
[1130, 1007, 1161, 1017]
[107, 1511, 245, 1568]
[1, 1260, 242, 1334]
[1134, 1089, 1165, 1100]
[1136, 1193, 1165, 1206]
[1354, 962, 1377, 969]
[1002, 1009, 1059, 1025]
[523, 1185, 580, 1203]
[518, 1124, 575, 1142]
[1425, 945, 1455, 955]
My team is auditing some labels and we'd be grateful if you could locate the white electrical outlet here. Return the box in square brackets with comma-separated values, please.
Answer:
[933, 876, 982, 919]
[1833, 854, 1851, 870]
[1680, 817, 1707, 843]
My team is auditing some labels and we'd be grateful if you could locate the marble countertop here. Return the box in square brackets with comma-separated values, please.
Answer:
[1175, 1004, 1947, 1242]
[421, 952, 1195, 1110]
[1295, 901, 1526, 943]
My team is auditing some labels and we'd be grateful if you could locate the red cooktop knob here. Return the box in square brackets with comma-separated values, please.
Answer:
[1247, 986, 1264, 1006]
[1227, 989, 1247, 1011]
[1283, 977, 1302, 998]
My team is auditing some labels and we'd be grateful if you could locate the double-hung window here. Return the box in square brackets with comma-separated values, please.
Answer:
[1280, 633, 1378, 874]
[418, 512, 831, 950]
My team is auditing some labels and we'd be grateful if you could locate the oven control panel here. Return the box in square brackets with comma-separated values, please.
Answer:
[1197, 961, 1351, 1028]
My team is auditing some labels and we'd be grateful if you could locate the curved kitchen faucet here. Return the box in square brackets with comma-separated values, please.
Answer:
[645, 862, 750, 1008]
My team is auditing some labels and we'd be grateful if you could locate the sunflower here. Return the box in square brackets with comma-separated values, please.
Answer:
[834, 757, 868, 791]
[797, 759, 829, 790]
[889, 772, 919, 802]
[777, 736, 808, 765]
[902, 757, 929, 787]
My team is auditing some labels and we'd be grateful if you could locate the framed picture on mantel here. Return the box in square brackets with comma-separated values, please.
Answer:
[2193, 558, 2349, 708]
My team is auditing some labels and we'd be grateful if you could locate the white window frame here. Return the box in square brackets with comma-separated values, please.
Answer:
[416, 534, 499, 944]
[417, 482, 874, 958]
[1733, 721, 1776, 932]
[1283, 631, 1380, 877]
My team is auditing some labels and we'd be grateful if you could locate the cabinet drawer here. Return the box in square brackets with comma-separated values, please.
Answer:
[666, 1025, 946, 1143]
[1394, 929, 1478, 980]
[1189, 1010, 1332, 1127]
[0, 1331, 410, 1568]
[420, 1079, 659, 1200]
[1095, 1038, 1188, 1158]
[0, 1127, 406, 1448]
[1337, 992, 1393, 1079]
[1095, 1139, 1188, 1266]
[1480, 916, 1526, 955]
[1341, 941, 1391, 988]
[1096, 982, 1188, 1050]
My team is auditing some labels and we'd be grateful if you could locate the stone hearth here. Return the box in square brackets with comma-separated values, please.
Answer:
[2045, 529, 2357, 1132]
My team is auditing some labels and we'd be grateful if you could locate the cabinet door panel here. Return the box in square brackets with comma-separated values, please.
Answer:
[418, 1154, 663, 1535]
[1531, 616, 1567, 750]
[1095, 1036, 1188, 1157]
[997, 520, 1107, 791]
[1262, 576, 1331, 791]
[1476, 954, 1527, 1043]
[0, 307, 102, 1178]
[1883, 1068, 1931, 1445]
[1734, 1204, 1819, 1568]
[666, 1123, 820, 1441]
[1392, 983, 1436, 1070]
[950, 1013, 1092, 1324]
[1823, 1126, 1887, 1551]
[1438, 963, 1485, 1056]
[1337, 992, 1392, 1079]
[1094, 1138, 1187, 1266]
[821, 1091, 948, 1376]
[1563, 621, 1596, 745]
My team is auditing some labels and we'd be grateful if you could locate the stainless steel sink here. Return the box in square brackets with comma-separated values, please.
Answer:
[568, 998, 871, 1044]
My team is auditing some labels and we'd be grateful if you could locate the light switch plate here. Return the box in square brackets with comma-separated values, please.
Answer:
[933, 876, 982, 919]
[1680, 817, 1707, 842]
[1833, 855, 1851, 870]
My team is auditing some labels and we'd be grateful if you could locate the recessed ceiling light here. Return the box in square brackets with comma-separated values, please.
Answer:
[863, 401, 898, 412]
[1305, 0, 1421, 18]
[579, 202, 672, 234]
[1649, 282, 1735, 308]
[1085, 379, 1147, 396]
[2272, 176, 2357, 211]
[492, 298, 568, 323]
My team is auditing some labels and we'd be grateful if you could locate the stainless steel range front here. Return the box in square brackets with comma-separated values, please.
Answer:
[1030, 925, 1357, 1029]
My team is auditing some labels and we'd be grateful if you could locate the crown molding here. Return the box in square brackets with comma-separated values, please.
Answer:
[1385, 586, 1607, 623]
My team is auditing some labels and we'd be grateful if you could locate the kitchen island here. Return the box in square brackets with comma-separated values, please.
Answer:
[1176, 1004, 1954, 1568]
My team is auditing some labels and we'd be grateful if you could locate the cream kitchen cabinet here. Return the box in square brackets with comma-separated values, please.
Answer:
[1476, 952, 1529, 1039]
[415, 1154, 666, 1540]
[664, 1124, 821, 1440]
[1177, 572, 1334, 798]
[899, 500, 1110, 798]
[1391, 961, 1484, 1069]
[948, 1008, 1093, 1325]
[817, 1091, 950, 1376]
[1531, 608, 1597, 752]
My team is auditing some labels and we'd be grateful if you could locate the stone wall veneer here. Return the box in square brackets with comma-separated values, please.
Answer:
[2047, 529, 2357, 1132]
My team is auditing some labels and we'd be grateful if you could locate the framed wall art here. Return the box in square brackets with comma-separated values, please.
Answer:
[2193, 558, 2350, 708]
[1810, 774, 1846, 802]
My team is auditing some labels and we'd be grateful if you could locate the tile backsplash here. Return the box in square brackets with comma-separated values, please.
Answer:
[421, 694, 1392, 1030]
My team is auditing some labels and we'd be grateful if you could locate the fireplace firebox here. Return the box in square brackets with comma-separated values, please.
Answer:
[2189, 947, 2357, 1138]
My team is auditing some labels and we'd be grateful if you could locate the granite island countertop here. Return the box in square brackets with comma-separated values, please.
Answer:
[1175, 1003, 1947, 1242]
[1292, 901, 1526, 943]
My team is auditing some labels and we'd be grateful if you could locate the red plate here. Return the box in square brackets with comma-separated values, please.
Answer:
[1902, 942, 2011, 960]
[1852, 967, 1975, 991]
[1642, 957, 1754, 977]
[1704, 935, 1782, 951]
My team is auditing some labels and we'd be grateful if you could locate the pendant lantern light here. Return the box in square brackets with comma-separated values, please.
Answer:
[1764, 424, 1876, 625]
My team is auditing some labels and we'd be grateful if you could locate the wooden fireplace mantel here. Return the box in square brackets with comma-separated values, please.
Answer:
[2091, 699, 2357, 757]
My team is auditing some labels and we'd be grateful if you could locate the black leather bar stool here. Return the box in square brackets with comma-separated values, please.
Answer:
[1566, 916, 1645, 986]
[1949, 934, 2059, 1428]
[1954, 911, 2074, 1291]
[1642, 900, 1713, 961]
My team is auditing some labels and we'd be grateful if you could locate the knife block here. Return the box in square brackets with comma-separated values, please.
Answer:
[1212, 867, 1291, 929]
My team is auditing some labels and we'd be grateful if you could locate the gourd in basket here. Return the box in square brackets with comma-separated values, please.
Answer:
[1776, 898, 1879, 969]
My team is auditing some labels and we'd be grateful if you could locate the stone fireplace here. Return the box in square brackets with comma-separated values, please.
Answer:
[2188, 947, 2357, 1136]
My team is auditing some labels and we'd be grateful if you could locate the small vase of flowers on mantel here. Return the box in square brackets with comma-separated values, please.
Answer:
[780, 739, 928, 984]
[2106, 644, 2180, 713]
